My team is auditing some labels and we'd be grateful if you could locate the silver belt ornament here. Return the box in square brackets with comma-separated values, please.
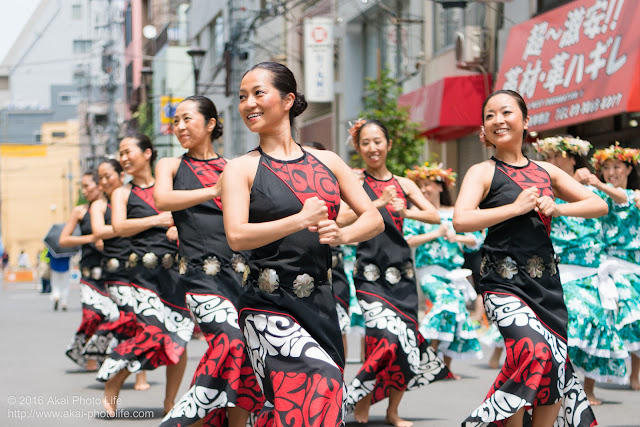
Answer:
[353, 260, 415, 284]
[480, 254, 559, 279]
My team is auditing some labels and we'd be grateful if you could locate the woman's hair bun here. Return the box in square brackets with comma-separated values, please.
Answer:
[291, 92, 308, 117]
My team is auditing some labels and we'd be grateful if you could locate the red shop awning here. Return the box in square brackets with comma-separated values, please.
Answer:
[398, 74, 492, 142]
[495, 0, 640, 133]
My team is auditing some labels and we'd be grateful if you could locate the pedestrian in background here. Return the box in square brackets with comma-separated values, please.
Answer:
[48, 251, 71, 311]
[455, 90, 602, 426]
[38, 248, 51, 293]
[223, 61, 383, 426]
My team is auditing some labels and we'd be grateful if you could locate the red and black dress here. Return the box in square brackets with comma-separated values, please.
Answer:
[161, 155, 264, 426]
[239, 147, 344, 427]
[462, 157, 596, 426]
[331, 246, 352, 334]
[83, 203, 138, 358]
[346, 172, 450, 412]
[97, 184, 194, 381]
[65, 209, 118, 367]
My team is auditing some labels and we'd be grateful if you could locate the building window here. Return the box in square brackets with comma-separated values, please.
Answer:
[59, 92, 80, 105]
[537, 0, 572, 15]
[213, 15, 224, 61]
[125, 4, 132, 46]
[433, 2, 485, 54]
[72, 4, 82, 20]
[126, 64, 133, 103]
[34, 132, 41, 143]
[52, 131, 67, 138]
[73, 40, 92, 54]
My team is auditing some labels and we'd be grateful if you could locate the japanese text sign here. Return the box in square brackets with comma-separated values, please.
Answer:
[496, 0, 640, 132]
[304, 17, 334, 103]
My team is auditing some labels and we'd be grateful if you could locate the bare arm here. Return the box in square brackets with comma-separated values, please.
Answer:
[90, 198, 118, 240]
[406, 224, 447, 248]
[59, 205, 95, 247]
[396, 176, 440, 224]
[111, 186, 174, 237]
[222, 155, 329, 251]
[154, 157, 221, 211]
[573, 167, 627, 205]
[453, 161, 539, 232]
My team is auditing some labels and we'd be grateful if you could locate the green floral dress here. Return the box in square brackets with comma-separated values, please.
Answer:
[341, 244, 365, 331]
[551, 197, 628, 383]
[404, 209, 482, 359]
[598, 188, 640, 355]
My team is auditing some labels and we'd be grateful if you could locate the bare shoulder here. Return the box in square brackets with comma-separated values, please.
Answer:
[304, 147, 342, 168]
[468, 160, 495, 179]
[112, 184, 132, 201]
[394, 175, 417, 192]
[157, 156, 181, 169]
[530, 159, 556, 175]
[72, 204, 88, 218]
[225, 151, 261, 178]
[91, 197, 107, 211]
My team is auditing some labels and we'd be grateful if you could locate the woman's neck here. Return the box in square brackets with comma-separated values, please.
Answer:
[259, 130, 301, 159]
[429, 197, 441, 209]
[131, 168, 154, 187]
[493, 148, 527, 166]
[187, 143, 217, 160]
[365, 165, 392, 180]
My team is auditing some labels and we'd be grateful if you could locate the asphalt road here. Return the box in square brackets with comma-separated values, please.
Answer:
[1, 280, 638, 426]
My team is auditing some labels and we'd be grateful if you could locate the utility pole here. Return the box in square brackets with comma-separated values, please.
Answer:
[395, 0, 402, 80]
[103, 0, 119, 155]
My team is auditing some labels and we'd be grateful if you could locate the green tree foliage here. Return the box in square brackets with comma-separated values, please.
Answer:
[134, 102, 154, 139]
[350, 68, 426, 175]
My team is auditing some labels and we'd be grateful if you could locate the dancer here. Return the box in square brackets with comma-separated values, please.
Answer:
[339, 119, 451, 427]
[156, 95, 264, 426]
[59, 171, 116, 370]
[86, 158, 149, 390]
[98, 134, 194, 416]
[455, 90, 602, 426]
[404, 162, 483, 378]
[578, 143, 640, 391]
[223, 61, 383, 426]
[534, 136, 630, 405]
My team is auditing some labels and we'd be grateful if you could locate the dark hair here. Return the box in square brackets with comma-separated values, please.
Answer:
[437, 181, 453, 207]
[566, 153, 590, 173]
[244, 62, 307, 128]
[598, 162, 640, 190]
[124, 132, 157, 166]
[482, 90, 529, 140]
[98, 158, 124, 175]
[303, 141, 327, 150]
[355, 120, 391, 146]
[180, 95, 223, 141]
[83, 170, 98, 184]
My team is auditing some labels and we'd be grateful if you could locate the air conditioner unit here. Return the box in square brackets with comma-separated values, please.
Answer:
[455, 25, 486, 67]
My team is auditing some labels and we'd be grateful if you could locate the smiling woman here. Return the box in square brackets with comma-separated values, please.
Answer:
[222, 61, 383, 427]
[455, 90, 605, 426]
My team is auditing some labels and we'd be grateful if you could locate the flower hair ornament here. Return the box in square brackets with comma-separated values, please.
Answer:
[405, 162, 457, 187]
[532, 136, 592, 158]
[590, 142, 640, 171]
[346, 118, 367, 147]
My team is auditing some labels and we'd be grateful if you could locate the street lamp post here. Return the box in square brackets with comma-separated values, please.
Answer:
[187, 43, 206, 95]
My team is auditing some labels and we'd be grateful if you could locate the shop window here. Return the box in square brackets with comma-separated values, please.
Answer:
[433, 2, 486, 54]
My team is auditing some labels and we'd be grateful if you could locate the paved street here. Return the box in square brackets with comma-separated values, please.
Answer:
[1, 280, 638, 426]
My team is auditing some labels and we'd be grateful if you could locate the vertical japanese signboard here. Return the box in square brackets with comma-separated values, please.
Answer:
[496, 0, 640, 132]
[304, 17, 334, 103]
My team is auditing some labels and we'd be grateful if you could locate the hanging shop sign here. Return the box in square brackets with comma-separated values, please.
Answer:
[159, 95, 184, 135]
[496, 0, 640, 132]
[303, 17, 334, 103]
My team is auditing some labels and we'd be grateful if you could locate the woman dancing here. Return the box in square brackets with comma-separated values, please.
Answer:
[86, 158, 149, 390]
[578, 143, 640, 391]
[340, 119, 451, 427]
[455, 90, 602, 426]
[223, 61, 383, 426]
[403, 162, 483, 378]
[156, 95, 264, 426]
[59, 171, 117, 370]
[533, 136, 629, 405]
[98, 134, 194, 416]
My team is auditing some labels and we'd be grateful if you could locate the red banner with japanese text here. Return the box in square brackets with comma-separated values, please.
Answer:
[496, 0, 640, 132]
